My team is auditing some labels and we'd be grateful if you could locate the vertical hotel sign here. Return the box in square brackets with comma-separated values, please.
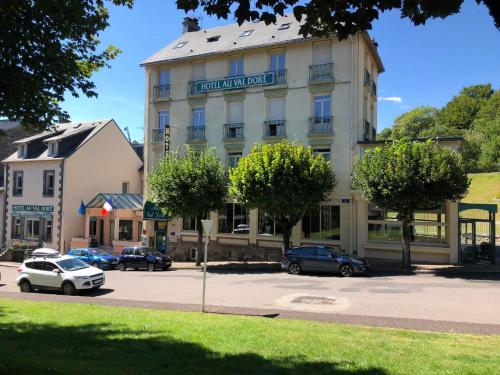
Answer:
[164, 125, 170, 156]
[193, 72, 275, 94]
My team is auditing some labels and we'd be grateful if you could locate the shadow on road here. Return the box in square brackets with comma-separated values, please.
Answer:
[0, 321, 388, 375]
[433, 268, 500, 281]
[30, 288, 115, 297]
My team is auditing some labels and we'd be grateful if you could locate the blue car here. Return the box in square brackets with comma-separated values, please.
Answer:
[67, 248, 119, 270]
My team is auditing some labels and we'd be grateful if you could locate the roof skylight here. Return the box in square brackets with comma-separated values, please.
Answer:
[174, 41, 188, 49]
[240, 30, 254, 37]
[277, 23, 291, 30]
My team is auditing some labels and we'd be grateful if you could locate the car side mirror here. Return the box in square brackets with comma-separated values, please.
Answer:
[52, 269, 61, 274]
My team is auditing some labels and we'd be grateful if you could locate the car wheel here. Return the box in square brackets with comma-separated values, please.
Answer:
[147, 263, 155, 272]
[62, 282, 76, 296]
[118, 263, 126, 271]
[340, 264, 355, 277]
[91, 261, 100, 269]
[19, 279, 33, 293]
[288, 262, 302, 275]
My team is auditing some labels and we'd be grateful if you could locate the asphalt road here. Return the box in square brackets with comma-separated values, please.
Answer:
[2, 265, 500, 328]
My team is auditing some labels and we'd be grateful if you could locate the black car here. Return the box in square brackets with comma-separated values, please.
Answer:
[118, 247, 172, 272]
[282, 245, 368, 277]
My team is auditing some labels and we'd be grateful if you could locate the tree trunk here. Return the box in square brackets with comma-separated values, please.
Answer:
[196, 216, 203, 266]
[282, 226, 291, 258]
[401, 213, 412, 270]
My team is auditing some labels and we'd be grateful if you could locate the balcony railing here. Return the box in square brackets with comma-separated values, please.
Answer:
[363, 120, 371, 141]
[272, 69, 287, 85]
[224, 123, 244, 139]
[187, 126, 206, 141]
[309, 63, 334, 82]
[151, 128, 165, 143]
[263, 120, 286, 138]
[364, 70, 371, 87]
[309, 116, 333, 134]
[153, 84, 171, 98]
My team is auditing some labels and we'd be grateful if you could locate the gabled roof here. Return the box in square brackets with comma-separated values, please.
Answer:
[86, 193, 143, 210]
[141, 14, 383, 72]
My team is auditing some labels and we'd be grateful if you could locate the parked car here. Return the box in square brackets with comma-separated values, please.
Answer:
[16, 248, 105, 295]
[282, 245, 369, 277]
[232, 224, 250, 234]
[118, 246, 172, 272]
[67, 248, 119, 269]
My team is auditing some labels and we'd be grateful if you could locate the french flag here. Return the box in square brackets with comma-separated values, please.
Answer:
[101, 199, 113, 216]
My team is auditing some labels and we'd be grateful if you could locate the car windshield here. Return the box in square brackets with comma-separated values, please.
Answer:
[89, 249, 112, 256]
[57, 258, 89, 271]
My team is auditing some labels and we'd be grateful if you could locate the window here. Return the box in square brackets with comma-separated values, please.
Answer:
[18, 144, 27, 158]
[277, 23, 291, 30]
[240, 30, 253, 37]
[267, 97, 285, 121]
[367, 205, 447, 244]
[270, 51, 285, 72]
[227, 152, 242, 169]
[313, 147, 331, 161]
[192, 107, 205, 128]
[312, 41, 332, 65]
[258, 210, 283, 237]
[219, 203, 249, 234]
[183, 216, 197, 231]
[48, 142, 58, 157]
[25, 219, 40, 239]
[158, 110, 169, 131]
[174, 41, 187, 49]
[89, 219, 97, 237]
[190, 247, 197, 260]
[192, 61, 206, 81]
[229, 56, 244, 77]
[302, 205, 341, 241]
[118, 220, 133, 241]
[314, 95, 332, 118]
[43, 170, 55, 197]
[13, 218, 22, 238]
[122, 181, 129, 194]
[228, 101, 244, 124]
[158, 69, 170, 86]
[13, 171, 23, 196]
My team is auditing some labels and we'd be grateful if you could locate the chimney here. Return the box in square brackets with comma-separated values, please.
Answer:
[182, 17, 200, 34]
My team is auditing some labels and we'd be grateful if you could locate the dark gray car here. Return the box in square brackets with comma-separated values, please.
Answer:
[282, 245, 369, 277]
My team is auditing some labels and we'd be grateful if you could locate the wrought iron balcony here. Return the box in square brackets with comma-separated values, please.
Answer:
[187, 126, 206, 141]
[308, 116, 334, 135]
[151, 128, 165, 143]
[363, 120, 371, 141]
[263, 120, 286, 138]
[364, 70, 371, 87]
[272, 69, 287, 85]
[309, 63, 334, 82]
[153, 84, 170, 98]
[224, 123, 244, 140]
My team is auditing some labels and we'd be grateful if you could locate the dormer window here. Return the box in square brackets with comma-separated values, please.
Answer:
[48, 142, 58, 157]
[18, 144, 27, 158]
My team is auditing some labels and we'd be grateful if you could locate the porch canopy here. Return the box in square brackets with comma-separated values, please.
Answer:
[86, 193, 143, 210]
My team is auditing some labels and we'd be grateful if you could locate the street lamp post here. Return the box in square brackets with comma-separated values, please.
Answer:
[201, 219, 213, 313]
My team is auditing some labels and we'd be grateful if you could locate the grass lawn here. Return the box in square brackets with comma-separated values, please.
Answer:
[0, 299, 499, 374]
[461, 172, 500, 233]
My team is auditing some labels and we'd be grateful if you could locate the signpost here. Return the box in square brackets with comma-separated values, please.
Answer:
[193, 72, 275, 94]
[201, 219, 213, 313]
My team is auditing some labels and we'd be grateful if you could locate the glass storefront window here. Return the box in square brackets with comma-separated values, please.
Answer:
[118, 220, 133, 241]
[302, 205, 340, 241]
[258, 210, 282, 237]
[218, 203, 250, 234]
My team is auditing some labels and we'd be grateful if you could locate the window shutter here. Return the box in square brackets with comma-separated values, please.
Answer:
[267, 98, 285, 121]
[313, 42, 332, 65]
[192, 62, 205, 81]
[228, 102, 244, 123]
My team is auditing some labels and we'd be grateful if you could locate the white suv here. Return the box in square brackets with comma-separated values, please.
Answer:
[16, 249, 105, 296]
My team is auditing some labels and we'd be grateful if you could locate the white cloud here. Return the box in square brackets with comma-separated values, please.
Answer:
[378, 96, 402, 104]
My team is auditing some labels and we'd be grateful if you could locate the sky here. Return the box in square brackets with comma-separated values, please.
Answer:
[61, 0, 500, 142]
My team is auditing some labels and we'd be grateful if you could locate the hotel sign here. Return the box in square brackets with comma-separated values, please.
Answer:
[12, 205, 53, 213]
[194, 72, 275, 93]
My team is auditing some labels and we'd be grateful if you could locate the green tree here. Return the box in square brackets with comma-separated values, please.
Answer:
[148, 146, 227, 265]
[0, 0, 133, 130]
[353, 139, 469, 270]
[390, 106, 439, 139]
[377, 127, 393, 141]
[176, 0, 500, 39]
[229, 141, 335, 255]
[472, 90, 500, 171]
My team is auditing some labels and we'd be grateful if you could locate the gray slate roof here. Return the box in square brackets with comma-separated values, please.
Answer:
[142, 14, 306, 65]
[86, 193, 143, 210]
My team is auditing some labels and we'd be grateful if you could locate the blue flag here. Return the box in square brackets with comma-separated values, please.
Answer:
[78, 200, 86, 216]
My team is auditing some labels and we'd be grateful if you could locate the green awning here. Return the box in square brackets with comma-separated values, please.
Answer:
[12, 211, 53, 219]
[458, 203, 497, 214]
[143, 201, 168, 221]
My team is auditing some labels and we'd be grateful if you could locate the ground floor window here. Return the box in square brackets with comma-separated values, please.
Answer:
[218, 203, 249, 234]
[312, 147, 331, 161]
[25, 219, 40, 239]
[118, 220, 133, 241]
[367, 205, 447, 244]
[45, 219, 52, 241]
[258, 210, 282, 237]
[182, 216, 197, 231]
[302, 205, 340, 240]
[13, 218, 22, 238]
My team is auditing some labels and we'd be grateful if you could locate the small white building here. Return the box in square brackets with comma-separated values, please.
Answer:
[2, 119, 143, 252]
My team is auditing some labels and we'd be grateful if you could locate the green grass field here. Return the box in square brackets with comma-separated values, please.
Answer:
[0, 299, 499, 374]
[461, 172, 500, 233]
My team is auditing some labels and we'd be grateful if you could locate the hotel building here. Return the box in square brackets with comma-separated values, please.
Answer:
[141, 16, 461, 263]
